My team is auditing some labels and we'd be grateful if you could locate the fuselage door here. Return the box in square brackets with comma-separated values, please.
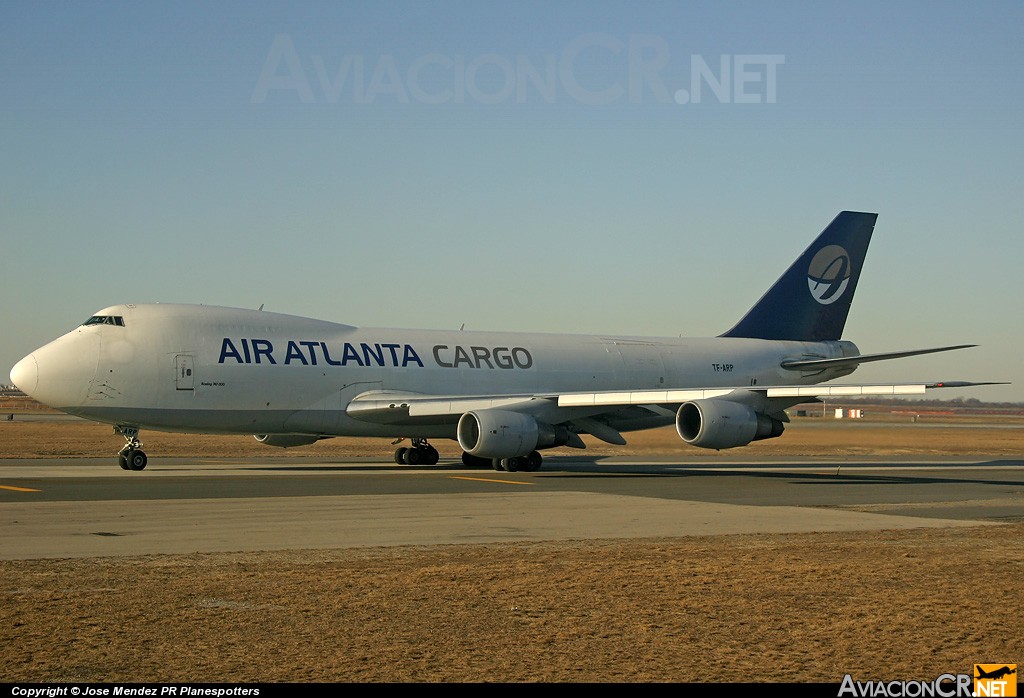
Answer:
[175, 354, 195, 391]
[605, 340, 665, 389]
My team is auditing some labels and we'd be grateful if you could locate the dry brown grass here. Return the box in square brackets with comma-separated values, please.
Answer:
[1, 415, 1022, 683]
[3, 527, 1022, 683]
[2, 412, 1023, 460]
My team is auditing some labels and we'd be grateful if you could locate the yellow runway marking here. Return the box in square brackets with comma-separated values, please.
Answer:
[0, 485, 41, 492]
[451, 476, 535, 486]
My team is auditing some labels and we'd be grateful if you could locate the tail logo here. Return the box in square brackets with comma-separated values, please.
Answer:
[807, 245, 851, 305]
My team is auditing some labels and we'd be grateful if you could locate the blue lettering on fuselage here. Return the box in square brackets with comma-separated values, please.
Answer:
[216, 339, 531, 369]
[219, 338, 243, 364]
[321, 342, 341, 366]
[431, 344, 533, 369]
[219, 338, 278, 364]
[252, 339, 276, 364]
[218, 338, 426, 368]
[284, 341, 308, 365]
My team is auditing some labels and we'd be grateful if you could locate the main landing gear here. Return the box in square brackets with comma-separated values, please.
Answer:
[394, 438, 440, 466]
[460, 451, 543, 472]
[392, 440, 544, 471]
[115, 425, 148, 471]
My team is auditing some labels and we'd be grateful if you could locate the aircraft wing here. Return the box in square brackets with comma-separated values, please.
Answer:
[556, 380, 1005, 408]
[347, 391, 548, 426]
[347, 380, 1005, 447]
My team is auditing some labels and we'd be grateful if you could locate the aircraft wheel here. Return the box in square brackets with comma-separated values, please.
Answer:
[394, 447, 408, 465]
[491, 458, 505, 471]
[118, 454, 130, 470]
[424, 446, 439, 465]
[463, 453, 489, 467]
[525, 451, 542, 471]
[502, 457, 520, 472]
[126, 449, 148, 471]
[404, 447, 422, 465]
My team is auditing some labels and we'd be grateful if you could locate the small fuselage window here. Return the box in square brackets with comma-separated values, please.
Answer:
[83, 315, 125, 327]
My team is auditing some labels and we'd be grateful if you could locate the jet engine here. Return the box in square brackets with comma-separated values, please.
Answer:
[457, 409, 572, 458]
[253, 434, 321, 448]
[675, 399, 784, 450]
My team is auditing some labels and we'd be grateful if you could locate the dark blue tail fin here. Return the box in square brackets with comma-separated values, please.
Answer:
[721, 211, 877, 341]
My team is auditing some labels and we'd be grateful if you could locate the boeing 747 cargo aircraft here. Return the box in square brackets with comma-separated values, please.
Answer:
[9, 212, 997, 471]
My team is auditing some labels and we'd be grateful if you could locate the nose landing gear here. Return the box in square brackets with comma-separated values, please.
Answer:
[115, 425, 148, 471]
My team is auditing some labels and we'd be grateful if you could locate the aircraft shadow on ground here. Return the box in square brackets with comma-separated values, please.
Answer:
[239, 458, 1024, 488]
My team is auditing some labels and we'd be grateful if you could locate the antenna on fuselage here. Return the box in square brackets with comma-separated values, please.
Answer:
[258, 304, 264, 311]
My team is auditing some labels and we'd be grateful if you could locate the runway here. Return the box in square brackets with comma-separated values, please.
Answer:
[1, 455, 1022, 560]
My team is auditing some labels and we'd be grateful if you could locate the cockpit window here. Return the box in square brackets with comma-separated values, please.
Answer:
[82, 315, 125, 327]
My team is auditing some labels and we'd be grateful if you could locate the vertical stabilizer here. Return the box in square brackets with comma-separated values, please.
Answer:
[721, 211, 877, 341]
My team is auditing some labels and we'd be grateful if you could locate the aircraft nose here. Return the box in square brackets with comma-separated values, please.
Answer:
[13, 330, 101, 409]
[10, 354, 38, 395]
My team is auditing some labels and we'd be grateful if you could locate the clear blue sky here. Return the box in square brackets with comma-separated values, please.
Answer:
[3, 1, 1022, 402]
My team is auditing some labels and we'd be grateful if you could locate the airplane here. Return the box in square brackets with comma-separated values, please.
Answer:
[975, 666, 1016, 681]
[8, 211, 1001, 472]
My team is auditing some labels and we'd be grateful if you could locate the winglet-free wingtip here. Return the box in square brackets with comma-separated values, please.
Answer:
[927, 381, 1010, 389]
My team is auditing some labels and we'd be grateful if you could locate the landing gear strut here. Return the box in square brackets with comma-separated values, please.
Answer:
[394, 438, 439, 466]
[115, 425, 148, 471]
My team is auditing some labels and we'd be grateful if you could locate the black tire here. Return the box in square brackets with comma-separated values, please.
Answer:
[462, 452, 487, 467]
[394, 447, 408, 465]
[503, 457, 520, 472]
[118, 454, 130, 470]
[425, 446, 439, 465]
[525, 451, 543, 471]
[491, 458, 505, 471]
[127, 450, 148, 471]
[404, 447, 422, 465]
[462, 452, 484, 467]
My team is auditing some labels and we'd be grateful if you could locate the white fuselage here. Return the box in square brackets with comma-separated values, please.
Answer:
[13, 304, 858, 439]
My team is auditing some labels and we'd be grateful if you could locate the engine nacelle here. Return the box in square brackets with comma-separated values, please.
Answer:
[675, 399, 784, 450]
[253, 434, 321, 448]
[457, 409, 572, 459]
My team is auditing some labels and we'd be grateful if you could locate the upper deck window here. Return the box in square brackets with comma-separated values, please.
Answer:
[83, 315, 125, 327]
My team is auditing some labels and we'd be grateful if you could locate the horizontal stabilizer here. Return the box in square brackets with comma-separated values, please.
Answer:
[780, 344, 976, 371]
